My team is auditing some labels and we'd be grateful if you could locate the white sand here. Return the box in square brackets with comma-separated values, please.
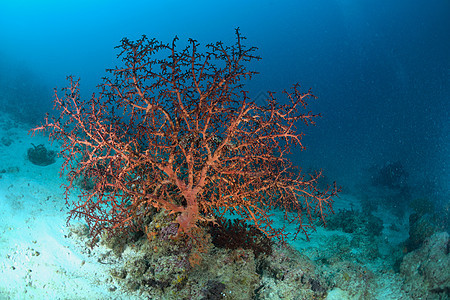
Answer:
[0, 115, 138, 299]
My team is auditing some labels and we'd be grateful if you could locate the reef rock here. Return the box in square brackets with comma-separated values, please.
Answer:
[400, 232, 450, 299]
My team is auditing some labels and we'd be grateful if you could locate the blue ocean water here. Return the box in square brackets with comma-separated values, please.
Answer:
[0, 0, 449, 298]
[1, 0, 448, 193]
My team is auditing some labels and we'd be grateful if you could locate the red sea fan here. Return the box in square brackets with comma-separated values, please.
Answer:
[32, 29, 338, 245]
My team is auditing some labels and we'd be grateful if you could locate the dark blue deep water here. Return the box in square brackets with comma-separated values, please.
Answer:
[1, 0, 449, 226]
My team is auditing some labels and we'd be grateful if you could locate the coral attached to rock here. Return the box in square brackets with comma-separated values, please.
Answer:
[27, 143, 56, 166]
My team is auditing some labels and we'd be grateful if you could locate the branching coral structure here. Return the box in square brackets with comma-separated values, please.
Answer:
[32, 29, 338, 244]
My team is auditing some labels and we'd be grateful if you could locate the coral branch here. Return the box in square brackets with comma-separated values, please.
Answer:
[32, 29, 338, 244]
